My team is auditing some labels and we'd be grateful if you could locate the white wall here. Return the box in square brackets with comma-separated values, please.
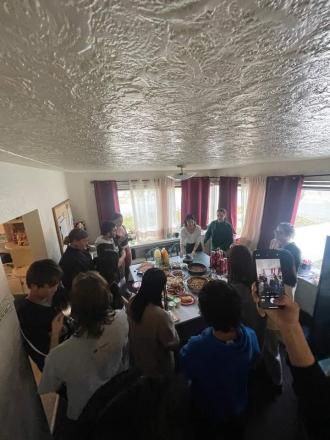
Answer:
[0, 161, 67, 440]
[65, 157, 330, 242]
[0, 162, 68, 261]
[0, 266, 51, 440]
[22, 210, 48, 261]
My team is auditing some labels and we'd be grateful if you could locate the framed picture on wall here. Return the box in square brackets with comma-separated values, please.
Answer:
[52, 200, 74, 255]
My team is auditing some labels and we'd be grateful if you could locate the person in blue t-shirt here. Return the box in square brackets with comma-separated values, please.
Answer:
[180, 280, 260, 438]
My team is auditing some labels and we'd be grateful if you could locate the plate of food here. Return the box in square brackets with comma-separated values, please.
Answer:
[180, 294, 195, 306]
[137, 261, 154, 275]
[171, 269, 185, 278]
[187, 276, 208, 294]
[166, 276, 185, 296]
[188, 263, 207, 276]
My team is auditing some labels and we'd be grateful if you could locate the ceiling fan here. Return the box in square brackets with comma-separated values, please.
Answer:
[167, 165, 196, 181]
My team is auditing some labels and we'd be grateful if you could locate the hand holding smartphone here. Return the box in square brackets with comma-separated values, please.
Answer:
[253, 249, 284, 309]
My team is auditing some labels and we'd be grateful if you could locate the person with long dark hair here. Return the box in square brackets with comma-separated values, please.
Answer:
[228, 245, 266, 347]
[128, 268, 179, 376]
[39, 271, 129, 421]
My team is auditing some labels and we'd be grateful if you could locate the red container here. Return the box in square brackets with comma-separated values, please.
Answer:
[210, 249, 225, 271]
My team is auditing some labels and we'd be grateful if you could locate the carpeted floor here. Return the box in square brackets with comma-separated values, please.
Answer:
[245, 354, 308, 440]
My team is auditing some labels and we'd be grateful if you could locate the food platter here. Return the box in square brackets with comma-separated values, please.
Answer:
[180, 294, 195, 306]
[166, 276, 185, 296]
[187, 263, 207, 276]
[187, 276, 208, 294]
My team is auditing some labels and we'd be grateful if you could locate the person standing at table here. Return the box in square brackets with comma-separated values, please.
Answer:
[59, 228, 93, 290]
[112, 213, 132, 282]
[270, 222, 301, 272]
[95, 221, 126, 275]
[128, 268, 179, 376]
[180, 214, 203, 257]
[204, 208, 234, 252]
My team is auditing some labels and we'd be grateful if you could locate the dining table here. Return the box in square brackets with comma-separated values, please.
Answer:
[129, 252, 225, 342]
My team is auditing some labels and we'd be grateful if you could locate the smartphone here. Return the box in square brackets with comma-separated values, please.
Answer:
[253, 249, 284, 309]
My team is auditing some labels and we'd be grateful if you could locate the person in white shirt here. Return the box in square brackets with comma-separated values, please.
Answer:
[39, 271, 129, 421]
[180, 214, 204, 257]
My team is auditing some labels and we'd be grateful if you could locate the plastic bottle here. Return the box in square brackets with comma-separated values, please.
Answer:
[161, 248, 170, 267]
[154, 248, 162, 267]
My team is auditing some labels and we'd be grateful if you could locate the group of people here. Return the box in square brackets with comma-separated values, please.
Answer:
[14, 209, 329, 440]
[180, 208, 234, 256]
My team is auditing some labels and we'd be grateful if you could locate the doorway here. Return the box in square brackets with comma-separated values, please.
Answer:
[0, 209, 47, 296]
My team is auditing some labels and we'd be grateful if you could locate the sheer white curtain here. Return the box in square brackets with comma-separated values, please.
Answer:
[240, 176, 266, 250]
[158, 177, 176, 238]
[237, 179, 249, 235]
[129, 178, 176, 242]
[129, 179, 163, 242]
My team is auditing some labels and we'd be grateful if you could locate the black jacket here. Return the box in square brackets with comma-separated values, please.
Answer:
[59, 246, 93, 289]
[291, 362, 330, 439]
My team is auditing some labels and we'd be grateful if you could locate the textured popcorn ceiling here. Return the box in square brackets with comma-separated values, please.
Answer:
[0, 0, 329, 171]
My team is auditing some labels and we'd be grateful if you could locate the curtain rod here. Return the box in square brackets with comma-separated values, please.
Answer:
[91, 173, 330, 183]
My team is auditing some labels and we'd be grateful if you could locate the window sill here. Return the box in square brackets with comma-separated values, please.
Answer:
[130, 237, 179, 249]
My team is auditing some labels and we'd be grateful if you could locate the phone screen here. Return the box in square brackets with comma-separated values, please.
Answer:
[255, 255, 284, 308]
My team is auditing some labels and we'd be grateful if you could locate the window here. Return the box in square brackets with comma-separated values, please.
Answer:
[207, 181, 247, 234]
[294, 187, 330, 269]
[174, 187, 182, 231]
[118, 183, 181, 243]
[117, 190, 135, 233]
[208, 182, 219, 226]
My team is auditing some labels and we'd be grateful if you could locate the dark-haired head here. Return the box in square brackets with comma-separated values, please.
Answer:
[228, 245, 255, 287]
[67, 228, 89, 250]
[199, 280, 242, 332]
[184, 214, 196, 227]
[70, 271, 114, 338]
[275, 222, 295, 245]
[26, 259, 63, 288]
[111, 213, 123, 227]
[217, 208, 227, 221]
[279, 249, 297, 287]
[101, 221, 117, 236]
[130, 268, 167, 323]
[96, 243, 120, 285]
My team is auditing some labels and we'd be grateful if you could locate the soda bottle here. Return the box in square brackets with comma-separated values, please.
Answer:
[154, 248, 162, 267]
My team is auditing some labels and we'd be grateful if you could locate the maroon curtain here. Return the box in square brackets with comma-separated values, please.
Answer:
[93, 180, 120, 227]
[181, 177, 210, 229]
[219, 177, 238, 232]
[258, 175, 304, 249]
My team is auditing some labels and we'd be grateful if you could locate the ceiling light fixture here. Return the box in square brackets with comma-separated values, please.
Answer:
[167, 165, 196, 181]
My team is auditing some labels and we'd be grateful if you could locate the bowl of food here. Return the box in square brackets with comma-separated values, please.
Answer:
[188, 263, 207, 276]
[187, 276, 208, 294]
